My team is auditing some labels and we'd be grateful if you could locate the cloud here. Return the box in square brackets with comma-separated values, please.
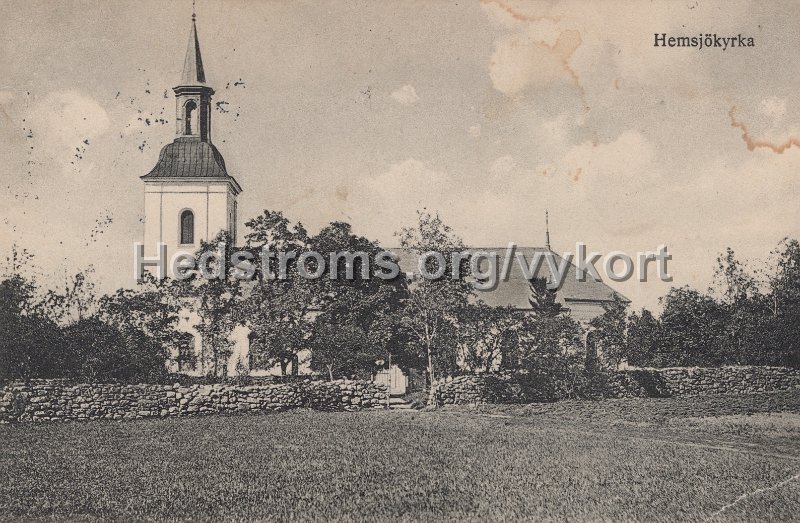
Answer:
[490, 155, 525, 178]
[534, 131, 663, 235]
[559, 130, 654, 181]
[27, 91, 110, 176]
[333, 158, 456, 241]
[390, 85, 419, 106]
[358, 158, 450, 206]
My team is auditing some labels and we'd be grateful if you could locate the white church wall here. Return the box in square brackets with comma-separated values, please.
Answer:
[143, 180, 238, 271]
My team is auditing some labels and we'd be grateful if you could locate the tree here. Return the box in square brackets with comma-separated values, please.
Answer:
[517, 310, 586, 399]
[614, 239, 800, 369]
[309, 320, 377, 380]
[0, 275, 64, 380]
[712, 247, 769, 365]
[659, 286, 727, 366]
[456, 302, 526, 373]
[768, 239, 800, 366]
[528, 276, 564, 318]
[625, 309, 665, 367]
[99, 274, 192, 372]
[515, 277, 586, 397]
[308, 221, 407, 380]
[40, 270, 99, 325]
[395, 210, 474, 388]
[174, 231, 242, 378]
[60, 317, 168, 383]
[0, 254, 171, 382]
[240, 210, 316, 376]
[588, 293, 629, 368]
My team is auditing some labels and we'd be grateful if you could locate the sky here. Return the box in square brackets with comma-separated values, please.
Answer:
[1, 0, 798, 311]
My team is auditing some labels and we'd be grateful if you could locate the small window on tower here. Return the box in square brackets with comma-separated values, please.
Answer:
[180, 210, 194, 244]
[185, 100, 197, 135]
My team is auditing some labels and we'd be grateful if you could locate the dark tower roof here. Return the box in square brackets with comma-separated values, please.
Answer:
[143, 137, 227, 178]
[141, 138, 241, 193]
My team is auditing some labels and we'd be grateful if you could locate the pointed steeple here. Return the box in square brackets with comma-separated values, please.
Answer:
[172, 8, 214, 142]
[181, 13, 206, 85]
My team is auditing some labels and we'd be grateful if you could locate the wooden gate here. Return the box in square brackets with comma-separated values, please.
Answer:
[374, 365, 407, 395]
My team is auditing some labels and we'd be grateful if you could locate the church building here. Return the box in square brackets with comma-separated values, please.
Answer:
[140, 14, 626, 382]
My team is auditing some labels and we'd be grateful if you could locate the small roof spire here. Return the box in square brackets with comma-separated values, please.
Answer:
[545, 210, 551, 251]
[180, 4, 206, 85]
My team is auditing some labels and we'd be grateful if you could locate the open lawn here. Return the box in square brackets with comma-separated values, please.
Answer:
[1, 392, 799, 522]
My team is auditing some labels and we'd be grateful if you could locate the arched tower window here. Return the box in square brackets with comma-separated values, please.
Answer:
[180, 210, 194, 244]
[185, 100, 197, 135]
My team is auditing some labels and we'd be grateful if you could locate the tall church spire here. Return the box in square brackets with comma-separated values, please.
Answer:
[181, 11, 206, 85]
[172, 9, 214, 142]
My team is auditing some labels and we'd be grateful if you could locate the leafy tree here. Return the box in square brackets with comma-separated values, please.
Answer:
[588, 293, 629, 368]
[99, 274, 192, 372]
[395, 210, 474, 387]
[0, 275, 64, 380]
[616, 241, 799, 369]
[517, 309, 586, 399]
[173, 231, 242, 378]
[708, 244, 799, 366]
[0, 259, 171, 382]
[456, 302, 526, 373]
[768, 239, 800, 366]
[60, 317, 168, 383]
[770, 239, 800, 315]
[624, 309, 665, 367]
[308, 221, 407, 379]
[528, 276, 565, 318]
[658, 286, 727, 366]
[240, 210, 316, 375]
[711, 248, 767, 364]
[38, 270, 99, 326]
[308, 320, 377, 380]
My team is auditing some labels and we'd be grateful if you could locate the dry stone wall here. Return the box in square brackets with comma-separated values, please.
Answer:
[0, 379, 388, 423]
[601, 366, 800, 398]
[433, 366, 800, 405]
[433, 374, 521, 405]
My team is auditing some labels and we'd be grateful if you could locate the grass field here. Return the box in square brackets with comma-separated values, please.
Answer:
[1, 392, 799, 522]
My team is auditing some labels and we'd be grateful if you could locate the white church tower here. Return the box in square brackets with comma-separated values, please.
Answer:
[141, 13, 242, 262]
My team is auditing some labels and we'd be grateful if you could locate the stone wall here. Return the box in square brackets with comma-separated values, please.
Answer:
[0, 379, 388, 423]
[433, 366, 800, 405]
[601, 366, 800, 398]
[433, 373, 522, 406]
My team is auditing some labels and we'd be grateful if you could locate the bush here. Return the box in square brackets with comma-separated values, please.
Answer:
[60, 318, 169, 383]
[404, 390, 429, 409]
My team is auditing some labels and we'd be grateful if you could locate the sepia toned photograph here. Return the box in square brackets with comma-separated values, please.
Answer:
[1, 0, 798, 521]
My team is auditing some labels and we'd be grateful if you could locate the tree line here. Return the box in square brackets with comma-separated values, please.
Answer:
[590, 241, 800, 369]
[2, 210, 798, 391]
